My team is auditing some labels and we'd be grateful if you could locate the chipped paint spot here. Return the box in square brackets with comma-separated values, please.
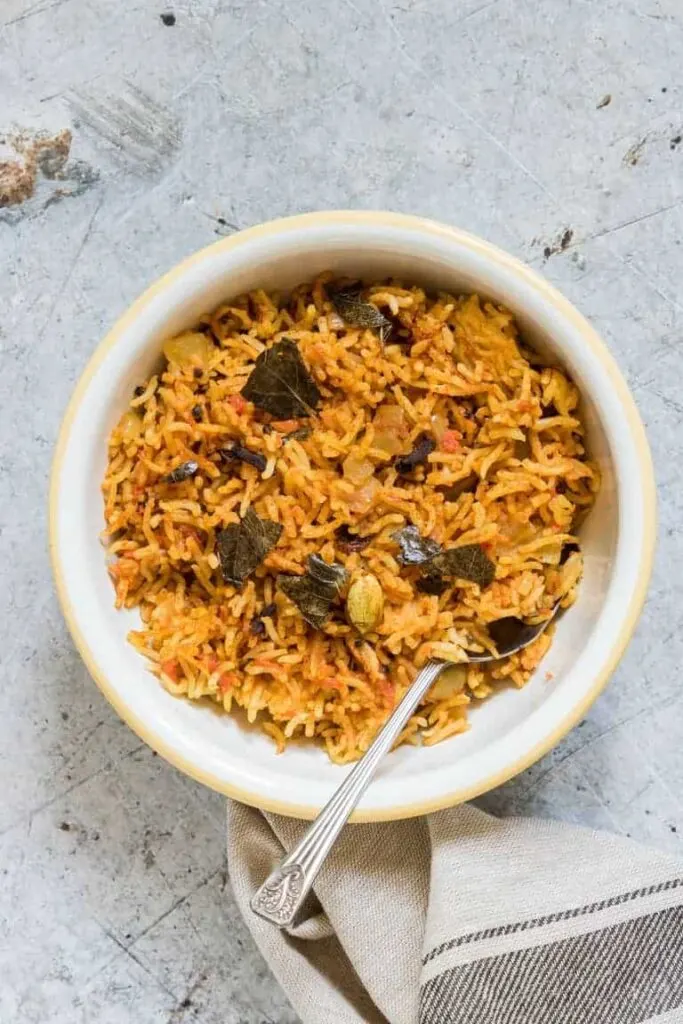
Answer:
[539, 227, 574, 261]
[0, 127, 99, 223]
[0, 128, 73, 207]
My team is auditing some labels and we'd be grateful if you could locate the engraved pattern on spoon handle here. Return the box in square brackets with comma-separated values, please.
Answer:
[250, 659, 445, 927]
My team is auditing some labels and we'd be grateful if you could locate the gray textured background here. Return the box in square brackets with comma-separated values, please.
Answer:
[1, 0, 682, 1021]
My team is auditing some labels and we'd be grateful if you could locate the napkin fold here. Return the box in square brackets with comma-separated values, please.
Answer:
[227, 802, 683, 1024]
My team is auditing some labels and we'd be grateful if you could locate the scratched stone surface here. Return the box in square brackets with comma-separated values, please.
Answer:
[1, 0, 682, 1020]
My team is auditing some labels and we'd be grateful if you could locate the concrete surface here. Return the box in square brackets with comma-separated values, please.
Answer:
[1, 0, 682, 1020]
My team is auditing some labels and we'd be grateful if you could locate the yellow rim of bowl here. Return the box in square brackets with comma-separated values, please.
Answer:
[49, 211, 657, 822]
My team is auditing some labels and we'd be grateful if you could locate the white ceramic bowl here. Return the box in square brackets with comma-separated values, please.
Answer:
[50, 211, 656, 821]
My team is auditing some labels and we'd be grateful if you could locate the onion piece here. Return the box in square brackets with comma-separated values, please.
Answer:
[163, 332, 214, 368]
[430, 664, 467, 701]
[119, 410, 143, 442]
[343, 455, 375, 486]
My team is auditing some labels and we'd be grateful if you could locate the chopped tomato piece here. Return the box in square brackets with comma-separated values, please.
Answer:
[378, 678, 395, 705]
[161, 659, 179, 682]
[228, 394, 247, 414]
[440, 430, 462, 453]
[218, 672, 237, 693]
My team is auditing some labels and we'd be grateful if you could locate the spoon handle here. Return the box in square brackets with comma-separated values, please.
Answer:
[250, 658, 445, 927]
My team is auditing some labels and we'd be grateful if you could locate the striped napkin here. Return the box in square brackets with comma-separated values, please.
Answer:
[227, 802, 683, 1024]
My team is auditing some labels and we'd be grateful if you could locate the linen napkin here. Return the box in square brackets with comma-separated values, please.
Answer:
[227, 802, 683, 1024]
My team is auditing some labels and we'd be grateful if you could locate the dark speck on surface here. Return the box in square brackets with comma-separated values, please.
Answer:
[670, 825, 678, 833]
[542, 226, 574, 261]
[160, 11, 176, 25]
[670, 135, 681, 150]
[662, 86, 668, 92]
[58, 822, 71, 831]
[60, 711, 68, 721]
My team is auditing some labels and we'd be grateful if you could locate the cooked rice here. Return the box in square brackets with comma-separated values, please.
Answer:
[102, 274, 598, 763]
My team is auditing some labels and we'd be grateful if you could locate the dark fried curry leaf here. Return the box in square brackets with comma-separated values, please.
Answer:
[440, 473, 478, 502]
[393, 525, 442, 566]
[277, 554, 349, 628]
[285, 425, 312, 443]
[250, 602, 277, 636]
[329, 284, 393, 341]
[559, 541, 580, 565]
[216, 508, 282, 587]
[241, 338, 321, 419]
[394, 434, 436, 474]
[383, 312, 412, 346]
[335, 524, 372, 553]
[162, 460, 199, 483]
[416, 573, 449, 596]
[392, 525, 495, 592]
[220, 443, 267, 473]
[429, 544, 495, 589]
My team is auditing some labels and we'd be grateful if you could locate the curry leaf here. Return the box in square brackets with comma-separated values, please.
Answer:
[277, 554, 349, 628]
[216, 508, 282, 588]
[220, 443, 267, 473]
[429, 544, 495, 589]
[329, 285, 393, 341]
[559, 541, 580, 565]
[440, 473, 478, 502]
[285, 425, 312, 443]
[241, 338, 321, 419]
[394, 434, 436, 474]
[250, 602, 277, 636]
[416, 572, 449, 596]
[393, 525, 442, 566]
[335, 524, 372, 553]
[162, 460, 199, 483]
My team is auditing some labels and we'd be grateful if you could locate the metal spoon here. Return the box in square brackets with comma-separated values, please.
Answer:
[250, 608, 558, 927]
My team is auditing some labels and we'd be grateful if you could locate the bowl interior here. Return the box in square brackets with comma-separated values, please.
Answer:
[53, 216, 646, 819]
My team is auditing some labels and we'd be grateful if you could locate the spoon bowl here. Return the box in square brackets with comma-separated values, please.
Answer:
[465, 606, 560, 663]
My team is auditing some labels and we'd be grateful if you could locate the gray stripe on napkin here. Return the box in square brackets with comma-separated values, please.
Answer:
[420, 905, 683, 1024]
[424, 876, 683, 964]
